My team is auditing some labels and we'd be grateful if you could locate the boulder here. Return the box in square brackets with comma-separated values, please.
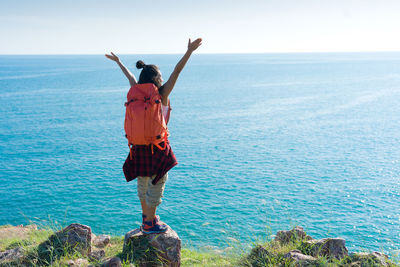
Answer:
[122, 226, 181, 266]
[88, 249, 105, 261]
[275, 226, 313, 244]
[284, 250, 317, 261]
[37, 223, 92, 263]
[371, 251, 389, 266]
[93, 234, 111, 248]
[0, 247, 24, 264]
[100, 257, 122, 267]
[283, 250, 317, 266]
[348, 251, 389, 266]
[250, 245, 271, 258]
[304, 238, 348, 259]
[67, 258, 89, 266]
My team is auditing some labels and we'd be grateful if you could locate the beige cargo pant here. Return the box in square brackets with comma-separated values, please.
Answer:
[137, 173, 168, 207]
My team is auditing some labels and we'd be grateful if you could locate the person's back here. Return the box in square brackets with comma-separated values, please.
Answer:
[105, 38, 202, 233]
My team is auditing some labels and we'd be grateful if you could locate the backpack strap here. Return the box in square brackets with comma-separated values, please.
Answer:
[128, 143, 134, 160]
[153, 130, 168, 152]
[165, 98, 171, 125]
[124, 98, 137, 107]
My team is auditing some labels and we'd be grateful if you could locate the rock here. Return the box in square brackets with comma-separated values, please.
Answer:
[275, 226, 313, 244]
[284, 250, 317, 261]
[0, 247, 24, 263]
[348, 251, 389, 266]
[93, 234, 111, 248]
[304, 238, 348, 259]
[283, 250, 317, 266]
[68, 258, 89, 266]
[100, 257, 122, 267]
[122, 226, 181, 266]
[251, 245, 271, 258]
[88, 249, 105, 261]
[371, 251, 389, 266]
[37, 223, 92, 263]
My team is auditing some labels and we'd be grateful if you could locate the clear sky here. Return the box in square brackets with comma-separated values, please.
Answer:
[1, 0, 399, 54]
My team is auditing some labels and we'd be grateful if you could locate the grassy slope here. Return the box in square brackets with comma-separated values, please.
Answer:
[0, 225, 235, 266]
[0, 224, 399, 266]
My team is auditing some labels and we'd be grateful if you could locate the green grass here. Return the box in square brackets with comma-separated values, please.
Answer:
[0, 226, 53, 252]
[0, 223, 237, 266]
[181, 248, 236, 266]
[238, 237, 400, 267]
[0, 223, 399, 267]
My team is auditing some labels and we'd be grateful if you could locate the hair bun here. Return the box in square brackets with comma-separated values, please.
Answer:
[136, 60, 146, 69]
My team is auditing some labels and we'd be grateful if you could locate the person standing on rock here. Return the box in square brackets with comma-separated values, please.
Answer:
[105, 38, 202, 234]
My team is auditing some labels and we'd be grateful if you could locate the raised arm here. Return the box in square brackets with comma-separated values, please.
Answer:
[105, 52, 137, 87]
[160, 38, 202, 104]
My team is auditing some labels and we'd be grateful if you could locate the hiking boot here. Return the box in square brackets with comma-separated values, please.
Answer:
[141, 219, 168, 234]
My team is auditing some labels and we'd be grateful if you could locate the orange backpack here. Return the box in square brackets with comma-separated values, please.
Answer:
[124, 83, 171, 159]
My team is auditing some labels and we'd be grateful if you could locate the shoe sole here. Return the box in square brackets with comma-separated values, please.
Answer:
[140, 225, 168, 235]
[141, 229, 167, 234]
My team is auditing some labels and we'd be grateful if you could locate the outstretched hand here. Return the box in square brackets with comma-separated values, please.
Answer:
[105, 52, 120, 62]
[188, 38, 202, 52]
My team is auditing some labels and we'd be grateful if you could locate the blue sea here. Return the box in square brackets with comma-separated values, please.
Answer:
[1, 53, 399, 253]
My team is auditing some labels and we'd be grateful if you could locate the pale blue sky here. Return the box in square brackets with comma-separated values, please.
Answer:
[1, 0, 399, 54]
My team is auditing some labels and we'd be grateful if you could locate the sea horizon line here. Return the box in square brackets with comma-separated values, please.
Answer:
[1, 50, 400, 56]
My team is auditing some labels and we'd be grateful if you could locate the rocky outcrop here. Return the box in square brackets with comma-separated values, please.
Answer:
[303, 238, 348, 259]
[283, 250, 317, 266]
[272, 226, 394, 266]
[122, 226, 181, 266]
[370, 252, 390, 266]
[37, 223, 92, 263]
[346, 251, 390, 267]
[93, 234, 111, 248]
[100, 256, 122, 267]
[88, 249, 105, 261]
[67, 258, 89, 266]
[251, 245, 271, 258]
[91, 233, 97, 242]
[274, 226, 348, 260]
[0, 247, 24, 264]
[275, 226, 313, 244]
[284, 249, 317, 261]
[0, 223, 396, 267]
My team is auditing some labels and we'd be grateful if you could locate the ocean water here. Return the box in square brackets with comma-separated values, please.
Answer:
[1, 53, 399, 253]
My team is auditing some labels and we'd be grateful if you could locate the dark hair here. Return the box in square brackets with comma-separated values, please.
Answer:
[136, 60, 163, 88]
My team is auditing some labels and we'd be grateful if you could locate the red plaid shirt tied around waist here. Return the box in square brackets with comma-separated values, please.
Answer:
[123, 141, 178, 185]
